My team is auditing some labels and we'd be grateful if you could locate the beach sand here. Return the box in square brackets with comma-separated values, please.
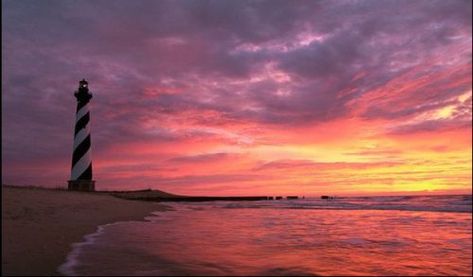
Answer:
[2, 186, 169, 276]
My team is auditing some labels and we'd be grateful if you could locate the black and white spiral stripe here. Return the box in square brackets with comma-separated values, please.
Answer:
[71, 99, 93, 180]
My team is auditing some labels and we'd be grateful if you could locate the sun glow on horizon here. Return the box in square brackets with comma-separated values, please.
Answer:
[2, 0, 472, 196]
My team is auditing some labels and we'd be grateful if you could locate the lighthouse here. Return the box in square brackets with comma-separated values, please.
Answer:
[68, 79, 95, 191]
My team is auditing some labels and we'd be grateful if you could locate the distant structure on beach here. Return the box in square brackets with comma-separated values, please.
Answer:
[68, 79, 95, 191]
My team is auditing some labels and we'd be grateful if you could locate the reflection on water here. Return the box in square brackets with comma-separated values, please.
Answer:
[61, 196, 472, 276]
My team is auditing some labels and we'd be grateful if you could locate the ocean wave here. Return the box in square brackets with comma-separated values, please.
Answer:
[217, 195, 472, 213]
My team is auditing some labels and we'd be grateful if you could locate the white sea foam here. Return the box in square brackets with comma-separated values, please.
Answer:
[57, 224, 110, 276]
[57, 210, 169, 276]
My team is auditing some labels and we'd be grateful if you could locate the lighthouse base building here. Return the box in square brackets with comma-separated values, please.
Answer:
[68, 79, 95, 192]
[68, 180, 96, 191]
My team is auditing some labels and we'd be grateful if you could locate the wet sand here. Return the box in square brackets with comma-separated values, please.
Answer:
[2, 186, 169, 276]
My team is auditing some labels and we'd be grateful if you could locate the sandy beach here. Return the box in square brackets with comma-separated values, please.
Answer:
[2, 186, 168, 276]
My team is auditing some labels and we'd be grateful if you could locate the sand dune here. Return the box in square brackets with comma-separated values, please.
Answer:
[2, 186, 169, 276]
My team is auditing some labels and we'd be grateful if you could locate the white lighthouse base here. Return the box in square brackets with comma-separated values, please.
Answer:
[68, 180, 95, 192]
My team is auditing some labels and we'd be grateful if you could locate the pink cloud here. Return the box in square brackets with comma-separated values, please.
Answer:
[2, 0, 471, 195]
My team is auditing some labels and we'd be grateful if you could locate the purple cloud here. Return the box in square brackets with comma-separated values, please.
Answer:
[2, 0, 471, 188]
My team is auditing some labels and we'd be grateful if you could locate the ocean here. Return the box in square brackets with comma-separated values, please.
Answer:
[59, 195, 472, 276]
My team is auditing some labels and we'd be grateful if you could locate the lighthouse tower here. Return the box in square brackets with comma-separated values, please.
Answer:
[68, 79, 95, 191]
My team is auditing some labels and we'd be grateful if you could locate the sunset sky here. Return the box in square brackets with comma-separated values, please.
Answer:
[2, 0, 472, 196]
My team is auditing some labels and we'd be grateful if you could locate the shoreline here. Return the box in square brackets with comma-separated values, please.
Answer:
[2, 186, 169, 276]
[57, 222, 131, 276]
